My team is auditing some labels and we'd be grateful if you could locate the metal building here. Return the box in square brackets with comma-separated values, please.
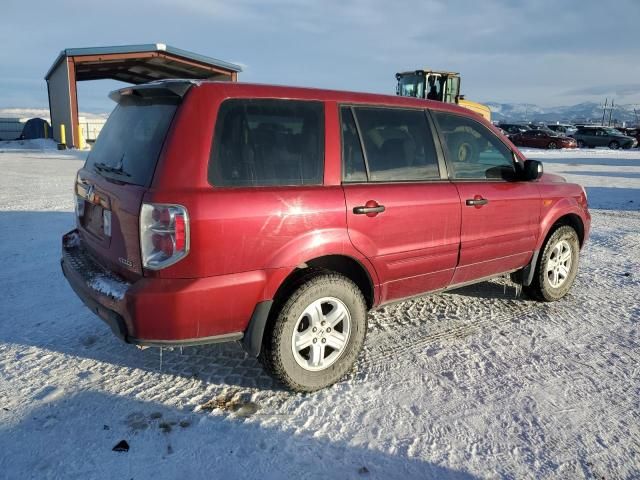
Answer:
[45, 44, 242, 148]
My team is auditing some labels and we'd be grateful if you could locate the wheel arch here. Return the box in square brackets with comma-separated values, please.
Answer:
[273, 254, 376, 310]
[541, 212, 585, 249]
[243, 254, 377, 357]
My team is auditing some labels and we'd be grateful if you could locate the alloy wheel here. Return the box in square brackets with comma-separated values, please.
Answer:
[291, 297, 352, 371]
[546, 240, 573, 288]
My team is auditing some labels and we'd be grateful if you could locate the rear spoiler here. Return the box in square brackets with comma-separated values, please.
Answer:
[108, 79, 200, 103]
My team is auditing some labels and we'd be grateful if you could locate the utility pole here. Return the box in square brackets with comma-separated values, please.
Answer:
[608, 99, 615, 126]
[601, 98, 608, 125]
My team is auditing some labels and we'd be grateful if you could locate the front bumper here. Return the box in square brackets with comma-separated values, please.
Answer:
[61, 229, 262, 346]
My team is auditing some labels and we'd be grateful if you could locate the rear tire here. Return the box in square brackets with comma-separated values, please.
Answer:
[259, 273, 367, 392]
[524, 226, 580, 302]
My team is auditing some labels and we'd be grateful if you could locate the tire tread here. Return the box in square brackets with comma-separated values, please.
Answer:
[259, 272, 367, 392]
[524, 225, 579, 302]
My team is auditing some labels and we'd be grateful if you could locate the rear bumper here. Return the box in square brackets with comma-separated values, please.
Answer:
[61, 230, 130, 341]
[61, 260, 130, 341]
[61, 229, 262, 346]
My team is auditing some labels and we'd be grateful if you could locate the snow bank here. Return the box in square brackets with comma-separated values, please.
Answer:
[0, 138, 60, 151]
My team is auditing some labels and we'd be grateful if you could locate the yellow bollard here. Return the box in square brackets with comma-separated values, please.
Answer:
[44, 123, 48, 139]
[78, 123, 86, 150]
[58, 124, 67, 150]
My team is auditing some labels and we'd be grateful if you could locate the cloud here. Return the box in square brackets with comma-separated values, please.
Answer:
[564, 84, 640, 98]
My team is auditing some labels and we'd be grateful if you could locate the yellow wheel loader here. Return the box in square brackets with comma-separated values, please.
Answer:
[395, 70, 491, 121]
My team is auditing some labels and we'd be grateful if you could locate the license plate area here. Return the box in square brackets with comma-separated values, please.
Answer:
[82, 203, 106, 239]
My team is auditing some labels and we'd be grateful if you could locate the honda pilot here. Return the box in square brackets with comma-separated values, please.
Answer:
[62, 80, 591, 391]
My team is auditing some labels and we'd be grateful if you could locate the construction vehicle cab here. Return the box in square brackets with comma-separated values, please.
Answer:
[396, 70, 491, 121]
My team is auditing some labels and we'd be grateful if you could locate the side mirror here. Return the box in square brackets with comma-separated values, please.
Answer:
[523, 159, 543, 180]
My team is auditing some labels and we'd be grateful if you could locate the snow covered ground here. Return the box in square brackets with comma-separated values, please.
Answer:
[0, 144, 638, 479]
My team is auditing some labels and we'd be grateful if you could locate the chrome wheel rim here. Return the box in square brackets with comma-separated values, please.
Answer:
[549, 142, 557, 149]
[291, 297, 351, 371]
[546, 240, 572, 288]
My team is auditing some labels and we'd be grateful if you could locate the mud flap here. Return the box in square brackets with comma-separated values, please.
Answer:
[242, 300, 273, 357]
[521, 250, 540, 287]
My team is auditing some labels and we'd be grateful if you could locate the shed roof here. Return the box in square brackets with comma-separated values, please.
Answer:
[45, 43, 242, 83]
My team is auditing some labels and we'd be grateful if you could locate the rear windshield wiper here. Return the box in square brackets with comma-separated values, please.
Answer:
[93, 161, 131, 177]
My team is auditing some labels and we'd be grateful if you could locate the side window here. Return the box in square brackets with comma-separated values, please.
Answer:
[433, 111, 515, 180]
[340, 107, 367, 182]
[209, 99, 324, 187]
[352, 107, 440, 182]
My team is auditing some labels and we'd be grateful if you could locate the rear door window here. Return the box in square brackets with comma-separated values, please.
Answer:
[86, 97, 178, 187]
[209, 99, 324, 187]
[351, 107, 440, 182]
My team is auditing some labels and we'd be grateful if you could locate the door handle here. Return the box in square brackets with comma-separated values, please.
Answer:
[353, 205, 385, 214]
[353, 203, 385, 216]
[465, 197, 489, 207]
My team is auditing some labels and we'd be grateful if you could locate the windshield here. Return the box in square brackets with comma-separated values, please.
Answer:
[86, 96, 178, 186]
[397, 74, 425, 98]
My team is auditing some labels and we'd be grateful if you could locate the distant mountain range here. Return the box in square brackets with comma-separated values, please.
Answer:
[485, 102, 640, 125]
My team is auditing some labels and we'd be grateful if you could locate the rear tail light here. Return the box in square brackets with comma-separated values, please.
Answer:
[140, 203, 190, 270]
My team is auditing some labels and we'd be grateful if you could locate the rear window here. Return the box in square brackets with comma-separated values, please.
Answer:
[209, 99, 324, 187]
[86, 97, 178, 187]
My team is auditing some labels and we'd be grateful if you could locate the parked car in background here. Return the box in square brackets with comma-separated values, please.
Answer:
[61, 80, 591, 391]
[547, 124, 577, 137]
[510, 129, 578, 149]
[573, 126, 638, 149]
[495, 126, 510, 137]
[498, 123, 531, 138]
[616, 127, 640, 147]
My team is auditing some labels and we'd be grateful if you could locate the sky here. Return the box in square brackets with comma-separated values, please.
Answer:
[1, 0, 639, 113]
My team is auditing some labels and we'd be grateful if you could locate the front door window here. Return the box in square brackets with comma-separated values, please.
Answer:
[432, 112, 516, 180]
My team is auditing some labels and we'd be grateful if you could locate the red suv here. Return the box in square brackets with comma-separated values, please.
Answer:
[62, 80, 591, 391]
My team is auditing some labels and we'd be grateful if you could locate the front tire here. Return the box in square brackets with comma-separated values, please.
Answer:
[259, 273, 367, 392]
[577, 140, 585, 148]
[548, 141, 558, 149]
[609, 140, 620, 150]
[524, 226, 580, 302]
